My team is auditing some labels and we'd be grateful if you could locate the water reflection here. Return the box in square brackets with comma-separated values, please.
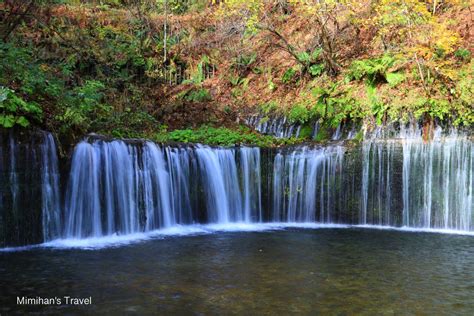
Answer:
[2, 228, 474, 314]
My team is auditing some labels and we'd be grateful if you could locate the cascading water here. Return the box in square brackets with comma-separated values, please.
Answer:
[0, 131, 61, 246]
[360, 140, 396, 225]
[398, 127, 473, 230]
[332, 124, 342, 140]
[359, 126, 473, 229]
[164, 146, 195, 224]
[245, 115, 356, 141]
[40, 133, 61, 241]
[61, 142, 265, 239]
[64, 140, 141, 238]
[195, 145, 240, 223]
[240, 147, 262, 222]
[271, 146, 345, 222]
[8, 135, 18, 225]
[245, 114, 301, 138]
[142, 142, 175, 230]
[0, 126, 473, 248]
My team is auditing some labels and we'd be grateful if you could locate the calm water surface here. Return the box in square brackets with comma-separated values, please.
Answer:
[2, 228, 474, 315]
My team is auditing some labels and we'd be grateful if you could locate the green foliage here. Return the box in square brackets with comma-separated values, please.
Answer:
[236, 53, 257, 68]
[284, 82, 361, 129]
[296, 49, 322, 64]
[260, 100, 279, 114]
[353, 130, 364, 142]
[314, 128, 329, 142]
[309, 64, 325, 77]
[229, 76, 250, 96]
[0, 87, 42, 128]
[427, 99, 450, 121]
[232, 53, 257, 76]
[288, 102, 310, 124]
[167, 0, 192, 14]
[366, 85, 386, 125]
[0, 24, 165, 136]
[252, 66, 264, 74]
[296, 48, 325, 77]
[74, 80, 105, 107]
[153, 125, 295, 147]
[0, 41, 66, 100]
[455, 48, 471, 62]
[298, 124, 313, 139]
[183, 88, 212, 103]
[184, 56, 210, 85]
[105, 110, 158, 138]
[309, 83, 362, 127]
[452, 64, 474, 126]
[296, 51, 311, 64]
[55, 80, 109, 132]
[346, 55, 397, 85]
[385, 72, 405, 87]
[413, 97, 450, 121]
[230, 77, 250, 98]
[229, 75, 242, 86]
[267, 78, 276, 91]
[282, 68, 297, 84]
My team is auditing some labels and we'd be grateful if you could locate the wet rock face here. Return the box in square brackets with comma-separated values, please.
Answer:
[0, 131, 47, 247]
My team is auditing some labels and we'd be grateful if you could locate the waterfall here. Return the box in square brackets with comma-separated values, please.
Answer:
[164, 146, 194, 224]
[332, 124, 342, 140]
[272, 153, 284, 220]
[359, 126, 473, 230]
[40, 133, 61, 241]
[142, 142, 174, 229]
[360, 142, 369, 224]
[0, 131, 61, 246]
[271, 146, 345, 222]
[196, 146, 239, 223]
[1, 127, 473, 247]
[61, 142, 266, 239]
[64, 140, 179, 238]
[311, 121, 320, 140]
[245, 114, 302, 138]
[398, 127, 473, 230]
[64, 142, 103, 238]
[8, 135, 18, 222]
[240, 147, 262, 222]
[360, 139, 395, 225]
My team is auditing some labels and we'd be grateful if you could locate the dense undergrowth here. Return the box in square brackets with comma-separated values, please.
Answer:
[0, 0, 472, 148]
[152, 125, 300, 147]
[106, 123, 300, 147]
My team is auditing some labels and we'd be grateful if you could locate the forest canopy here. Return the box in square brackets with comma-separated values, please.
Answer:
[0, 0, 472, 144]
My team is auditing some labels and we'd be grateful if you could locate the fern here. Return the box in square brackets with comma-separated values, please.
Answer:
[346, 55, 397, 85]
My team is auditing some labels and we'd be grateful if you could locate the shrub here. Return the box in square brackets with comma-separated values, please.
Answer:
[184, 88, 212, 102]
[455, 48, 471, 62]
[282, 68, 297, 84]
[309, 64, 325, 77]
[298, 124, 313, 139]
[0, 87, 42, 128]
[153, 125, 300, 147]
[288, 103, 311, 124]
[346, 55, 397, 85]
